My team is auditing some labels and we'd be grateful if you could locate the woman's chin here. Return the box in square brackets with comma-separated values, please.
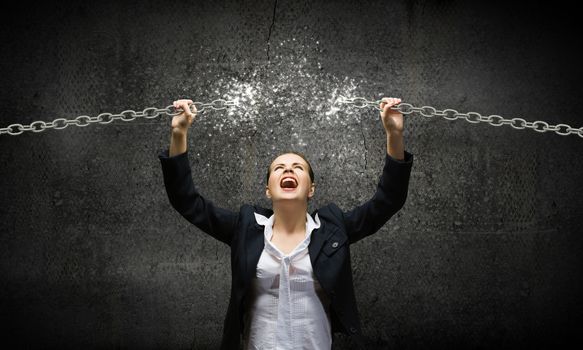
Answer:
[272, 195, 305, 203]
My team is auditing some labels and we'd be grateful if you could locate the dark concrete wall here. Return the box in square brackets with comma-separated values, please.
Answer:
[1, 1, 582, 349]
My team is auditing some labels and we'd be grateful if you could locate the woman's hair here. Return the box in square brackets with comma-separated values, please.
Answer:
[266, 151, 315, 185]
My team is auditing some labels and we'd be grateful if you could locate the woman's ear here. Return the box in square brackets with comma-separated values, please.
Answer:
[308, 183, 315, 199]
[265, 186, 271, 199]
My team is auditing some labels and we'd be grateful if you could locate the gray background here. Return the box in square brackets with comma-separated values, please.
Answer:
[1, 0, 582, 349]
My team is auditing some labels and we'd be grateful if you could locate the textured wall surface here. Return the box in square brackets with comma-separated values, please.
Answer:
[1, 1, 582, 349]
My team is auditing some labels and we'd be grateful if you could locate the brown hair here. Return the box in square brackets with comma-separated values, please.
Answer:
[266, 151, 315, 185]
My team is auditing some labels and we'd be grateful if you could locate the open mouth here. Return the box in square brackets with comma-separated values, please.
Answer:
[280, 177, 298, 191]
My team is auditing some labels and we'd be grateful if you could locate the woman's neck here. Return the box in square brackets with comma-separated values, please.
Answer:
[272, 202, 307, 234]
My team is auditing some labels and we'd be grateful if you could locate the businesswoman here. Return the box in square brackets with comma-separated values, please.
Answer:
[158, 97, 413, 349]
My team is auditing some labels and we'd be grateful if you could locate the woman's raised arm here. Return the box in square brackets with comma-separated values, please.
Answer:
[159, 99, 238, 246]
[342, 97, 413, 244]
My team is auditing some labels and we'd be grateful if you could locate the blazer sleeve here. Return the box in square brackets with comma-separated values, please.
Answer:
[158, 149, 238, 246]
[342, 151, 413, 244]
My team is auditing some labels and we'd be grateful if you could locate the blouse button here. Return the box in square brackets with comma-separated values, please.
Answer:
[332, 242, 339, 248]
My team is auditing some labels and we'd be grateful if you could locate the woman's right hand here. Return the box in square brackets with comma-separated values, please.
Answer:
[171, 99, 197, 133]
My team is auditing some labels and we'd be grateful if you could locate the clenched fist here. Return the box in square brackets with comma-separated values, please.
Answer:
[171, 99, 197, 133]
[379, 97, 403, 134]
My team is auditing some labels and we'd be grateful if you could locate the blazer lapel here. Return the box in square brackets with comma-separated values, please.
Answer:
[308, 219, 333, 268]
[245, 222, 266, 283]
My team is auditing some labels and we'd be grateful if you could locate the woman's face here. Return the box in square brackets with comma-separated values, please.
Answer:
[266, 153, 315, 204]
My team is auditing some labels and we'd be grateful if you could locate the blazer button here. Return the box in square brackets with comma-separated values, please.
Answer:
[349, 326, 357, 333]
[332, 242, 339, 248]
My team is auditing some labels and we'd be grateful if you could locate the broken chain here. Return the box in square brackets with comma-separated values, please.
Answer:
[0, 99, 237, 136]
[337, 96, 583, 138]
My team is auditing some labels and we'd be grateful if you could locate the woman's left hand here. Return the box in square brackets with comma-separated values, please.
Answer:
[379, 97, 403, 134]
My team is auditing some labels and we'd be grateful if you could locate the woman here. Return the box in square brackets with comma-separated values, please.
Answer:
[158, 97, 413, 349]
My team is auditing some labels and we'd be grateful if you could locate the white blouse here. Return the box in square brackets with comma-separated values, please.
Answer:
[243, 212, 332, 350]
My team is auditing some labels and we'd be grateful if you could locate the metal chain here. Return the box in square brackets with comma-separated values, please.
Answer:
[336, 96, 583, 138]
[2, 95, 582, 139]
[0, 99, 237, 136]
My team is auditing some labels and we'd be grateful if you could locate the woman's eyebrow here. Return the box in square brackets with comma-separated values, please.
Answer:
[273, 162, 305, 168]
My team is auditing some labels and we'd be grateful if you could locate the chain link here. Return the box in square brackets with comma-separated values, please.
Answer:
[2, 95, 582, 139]
[336, 96, 583, 138]
[0, 99, 238, 136]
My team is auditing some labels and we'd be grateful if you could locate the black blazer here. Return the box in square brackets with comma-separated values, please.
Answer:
[158, 150, 414, 349]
